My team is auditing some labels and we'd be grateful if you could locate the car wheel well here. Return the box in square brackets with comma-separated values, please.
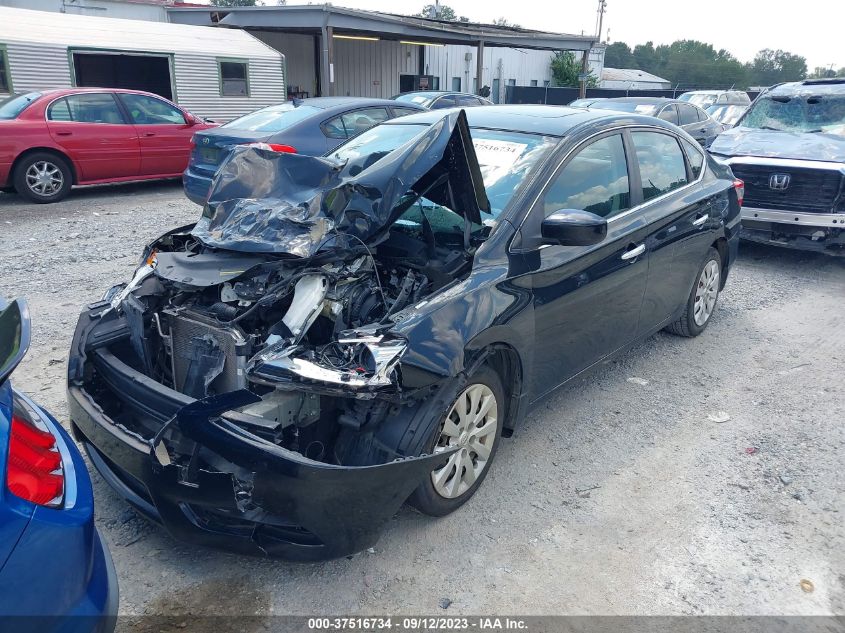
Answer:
[478, 344, 522, 437]
[11, 147, 77, 185]
[711, 237, 728, 289]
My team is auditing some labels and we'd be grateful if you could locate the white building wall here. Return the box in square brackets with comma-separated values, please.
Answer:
[251, 31, 316, 97]
[0, 0, 167, 21]
[4, 42, 73, 94]
[173, 53, 285, 122]
[424, 45, 555, 101]
[333, 39, 418, 99]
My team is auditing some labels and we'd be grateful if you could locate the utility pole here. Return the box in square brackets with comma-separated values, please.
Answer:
[581, 0, 606, 98]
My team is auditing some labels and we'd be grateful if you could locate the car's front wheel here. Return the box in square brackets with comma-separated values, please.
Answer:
[409, 367, 504, 516]
[13, 152, 73, 203]
[666, 247, 722, 337]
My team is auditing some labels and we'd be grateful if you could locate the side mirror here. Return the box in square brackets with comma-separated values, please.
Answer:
[540, 209, 607, 246]
[184, 112, 199, 126]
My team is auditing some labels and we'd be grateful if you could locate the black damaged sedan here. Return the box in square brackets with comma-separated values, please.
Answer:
[68, 106, 742, 561]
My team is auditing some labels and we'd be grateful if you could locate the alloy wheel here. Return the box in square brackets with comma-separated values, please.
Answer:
[25, 161, 64, 197]
[431, 383, 499, 499]
[693, 259, 720, 326]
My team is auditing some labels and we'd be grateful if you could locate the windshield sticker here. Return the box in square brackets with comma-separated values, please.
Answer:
[635, 105, 655, 114]
[473, 139, 528, 169]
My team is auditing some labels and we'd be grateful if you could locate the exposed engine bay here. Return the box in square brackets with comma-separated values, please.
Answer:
[100, 218, 477, 465]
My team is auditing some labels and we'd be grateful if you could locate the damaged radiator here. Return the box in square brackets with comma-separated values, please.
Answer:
[162, 309, 248, 398]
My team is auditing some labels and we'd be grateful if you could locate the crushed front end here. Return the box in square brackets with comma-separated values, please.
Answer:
[67, 112, 488, 560]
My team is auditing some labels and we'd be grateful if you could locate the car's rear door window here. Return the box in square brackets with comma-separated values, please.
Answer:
[680, 138, 705, 179]
[678, 104, 699, 126]
[46, 97, 72, 122]
[431, 95, 457, 109]
[390, 106, 422, 118]
[541, 133, 631, 219]
[631, 131, 689, 202]
[457, 95, 482, 106]
[340, 107, 389, 137]
[658, 105, 679, 125]
[55, 93, 126, 124]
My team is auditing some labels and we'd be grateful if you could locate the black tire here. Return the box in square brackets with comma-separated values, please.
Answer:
[665, 247, 722, 338]
[13, 152, 73, 203]
[408, 366, 505, 517]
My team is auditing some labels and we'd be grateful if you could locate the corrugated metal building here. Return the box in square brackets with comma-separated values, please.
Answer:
[168, 5, 598, 101]
[0, 6, 286, 121]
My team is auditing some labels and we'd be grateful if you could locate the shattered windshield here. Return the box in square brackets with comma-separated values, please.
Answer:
[331, 123, 557, 221]
[741, 95, 845, 135]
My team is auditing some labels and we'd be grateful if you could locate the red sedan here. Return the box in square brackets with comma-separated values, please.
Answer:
[0, 88, 216, 203]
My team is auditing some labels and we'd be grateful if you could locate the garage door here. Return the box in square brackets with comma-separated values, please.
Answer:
[72, 52, 173, 100]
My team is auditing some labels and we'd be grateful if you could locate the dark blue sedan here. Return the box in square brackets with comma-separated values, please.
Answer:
[183, 97, 426, 205]
[0, 298, 117, 632]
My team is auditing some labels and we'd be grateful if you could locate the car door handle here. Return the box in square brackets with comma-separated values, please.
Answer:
[56, 131, 72, 136]
[692, 214, 709, 227]
[144, 132, 156, 137]
[621, 243, 646, 261]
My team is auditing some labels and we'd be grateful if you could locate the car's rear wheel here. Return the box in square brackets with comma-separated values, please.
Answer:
[666, 247, 722, 337]
[14, 152, 72, 203]
[409, 367, 504, 516]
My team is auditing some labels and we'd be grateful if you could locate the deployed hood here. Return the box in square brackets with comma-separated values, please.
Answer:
[710, 127, 845, 163]
[191, 110, 490, 257]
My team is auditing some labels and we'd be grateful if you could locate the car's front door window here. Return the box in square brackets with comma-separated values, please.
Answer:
[541, 133, 631, 219]
[119, 94, 186, 125]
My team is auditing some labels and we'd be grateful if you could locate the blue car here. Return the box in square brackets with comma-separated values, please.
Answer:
[0, 298, 117, 632]
[183, 97, 426, 205]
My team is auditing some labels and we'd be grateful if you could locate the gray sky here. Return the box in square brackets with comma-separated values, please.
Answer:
[255, 0, 842, 71]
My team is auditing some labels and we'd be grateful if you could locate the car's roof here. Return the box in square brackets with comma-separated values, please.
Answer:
[297, 97, 421, 110]
[394, 91, 484, 99]
[32, 87, 170, 99]
[766, 79, 845, 97]
[382, 104, 667, 137]
[592, 97, 676, 105]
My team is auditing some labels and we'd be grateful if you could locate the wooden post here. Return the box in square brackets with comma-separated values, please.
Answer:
[579, 49, 589, 99]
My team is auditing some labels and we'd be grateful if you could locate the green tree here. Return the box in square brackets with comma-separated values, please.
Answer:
[745, 49, 807, 86]
[550, 51, 597, 87]
[492, 17, 521, 28]
[419, 4, 460, 20]
[603, 42, 636, 69]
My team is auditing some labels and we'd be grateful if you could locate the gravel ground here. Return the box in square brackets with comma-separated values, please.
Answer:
[1, 182, 843, 622]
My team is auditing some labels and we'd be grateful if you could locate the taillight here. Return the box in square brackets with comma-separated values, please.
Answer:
[244, 142, 297, 154]
[733, 178, 744, 207]
[5, 396, 64, 508]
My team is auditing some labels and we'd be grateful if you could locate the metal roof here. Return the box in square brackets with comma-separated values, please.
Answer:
[600, 67, 670, 84]
[167, 4, 597, 51]
[0, 6, 282, 59]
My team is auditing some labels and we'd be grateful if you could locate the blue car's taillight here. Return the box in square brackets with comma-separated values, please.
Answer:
[6, 395, 64, 508]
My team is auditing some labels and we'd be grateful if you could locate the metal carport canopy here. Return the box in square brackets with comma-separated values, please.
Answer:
[169, 5, 596, 97]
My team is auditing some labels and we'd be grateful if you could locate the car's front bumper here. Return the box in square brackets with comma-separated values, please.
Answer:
[740, 207, 845, 255]
[68, 305, 451, 561]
